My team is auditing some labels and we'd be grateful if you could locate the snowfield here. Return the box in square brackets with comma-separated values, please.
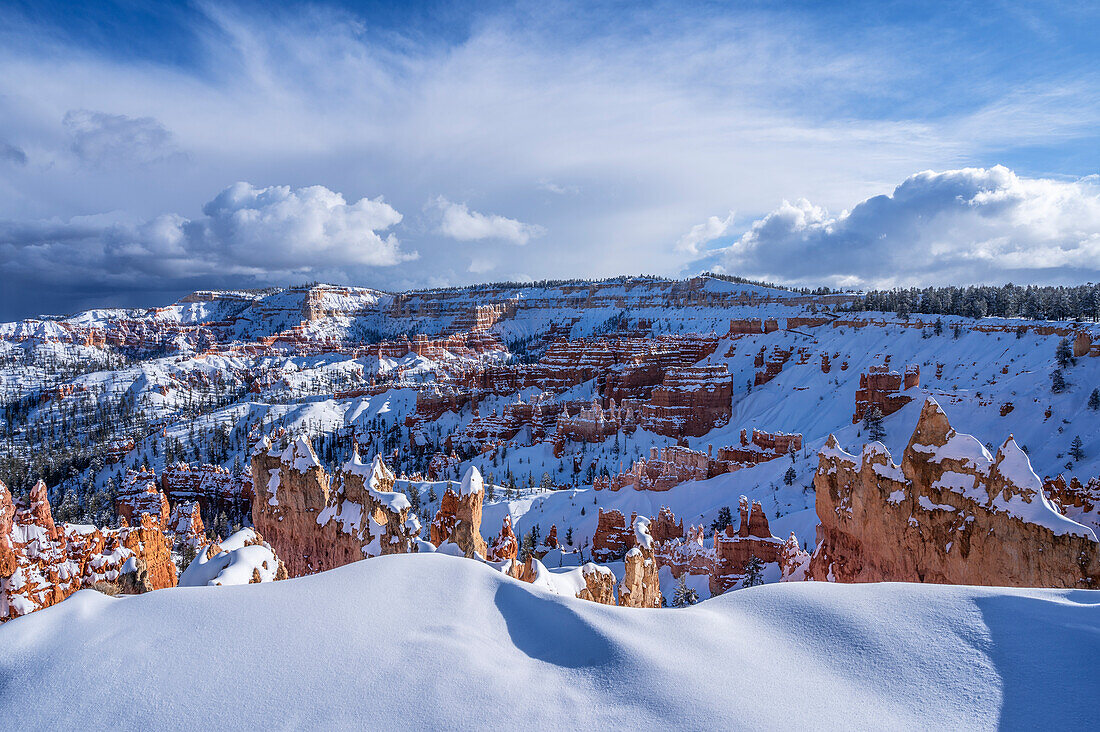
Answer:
[1, 554, 1096, 730]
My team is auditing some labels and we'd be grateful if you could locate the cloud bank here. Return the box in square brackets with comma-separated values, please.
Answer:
[676, 212, 735, 254]
[720, 166, 1100, 289]
[432, 197, 545, 245]
[0, 182, 413, 301]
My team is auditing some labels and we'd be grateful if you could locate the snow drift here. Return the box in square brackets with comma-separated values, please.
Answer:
[0, 554, 1096, 729]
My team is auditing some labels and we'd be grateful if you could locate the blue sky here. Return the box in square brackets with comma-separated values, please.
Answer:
[1, 1, 1099, 318]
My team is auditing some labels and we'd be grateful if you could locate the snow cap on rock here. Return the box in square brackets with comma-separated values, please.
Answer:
[459, 465, 484, 496]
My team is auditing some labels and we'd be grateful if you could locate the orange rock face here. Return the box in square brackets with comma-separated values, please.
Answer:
[251, 435, 420, 577]
[576, 563, 617, 604]
[429, 466, 488, 558]
[709, 496, 784, 595]
[618, 517, 662, 608]
[1, 479, 178, 622]
[852, 364, 920, 423]
[487, 515, 519, 562]
[810, 398, 1100, 587]
[640, 364, 732, 437]
[592, 508, 635, 561]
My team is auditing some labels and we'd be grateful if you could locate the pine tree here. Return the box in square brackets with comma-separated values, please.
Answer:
[1070, 435, 1085, 462]
[565, 526, 573, 546]
[485, 481, 495, 502]
[862, 404, 886, 442]
[1051, 369, 1067, 394]
[672, 574, 699, 607]
[783, 466, 797, 486]
[215, 511, 230, 540]
[742, 555, 765, 588]
[1088, 388, 1100, 411]
[933, 318, 944, 336]
[711, 506, 732, 534]
[1056, 338, 1074, 368]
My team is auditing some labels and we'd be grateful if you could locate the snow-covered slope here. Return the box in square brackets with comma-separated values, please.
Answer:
[1, 554, 1096, 729]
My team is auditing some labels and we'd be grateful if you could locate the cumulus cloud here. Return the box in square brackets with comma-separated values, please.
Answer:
[675, 211, 735, 254]
[431, 197, 545, 245]
[0, 182, 414, 291]
[63, 109, 179, 166]
[0, 140, 27, 166]
[721, 166, 1100, 288]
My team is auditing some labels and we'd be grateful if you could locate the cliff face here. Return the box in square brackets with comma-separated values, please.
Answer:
[429, 466, 488, 558]
[1, 479, 177, 622]
[251, 435, 420, 577]
[810, 398, 1100, 587]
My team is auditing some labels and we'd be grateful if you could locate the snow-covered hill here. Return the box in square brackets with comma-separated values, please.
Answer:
[0, 553, 1095, 729]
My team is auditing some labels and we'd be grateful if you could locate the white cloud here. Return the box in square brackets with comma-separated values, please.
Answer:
[675, 211, 735, 254]
[467, 256, 497, 274]
[431, 197, 545, 245]
[536, 180, 579, 195]
[63, 109, 179, 167]
[720, 166, 1100, 288]
[0, 182, 414, 288]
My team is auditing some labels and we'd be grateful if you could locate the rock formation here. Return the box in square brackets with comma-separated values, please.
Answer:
[576, 563, 617, 604]
[852, 364, 920, 423]
[487, 515, 519, 562]
[710, 496, 784, 594]
[640, 364, 732, 437]
[618, 516, 662, 608]
[429, 466, 488, 559]
[592, 508, 635, 561]
[1, 479, 178, 622]
[251, 435, 420, 577]
[810, 398, 1100, 587]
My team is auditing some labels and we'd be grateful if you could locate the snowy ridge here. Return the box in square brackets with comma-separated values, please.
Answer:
[0, 554, 1096, 729]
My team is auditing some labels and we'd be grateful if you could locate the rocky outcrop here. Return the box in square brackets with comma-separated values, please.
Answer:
[595, 433, 800, 492]
[429, 466, 487, 559]
[592, 508, 635, 561]
[1044, 474, 1100, 536]
[161, 462, 253, 517]
[487, 515, 519, 562]
[576, 563, 616, 604]
[167, 501, 206, 547]
[618, 517, 662, 608]
[640, 364, 732, 437]
[1, 479, 178, 622]
[852, 364, 919, 423]
[117, 470, 171, 529]
[251, 435, 420, 577]
[710, 496, 784, 594]
[810, 398, 1100, 587]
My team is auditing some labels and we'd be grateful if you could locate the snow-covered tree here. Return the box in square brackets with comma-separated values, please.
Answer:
[863, 404, 886, 442]
[1070, 435, 1084, 462]
[1056, 338, 1074, 368]
[711, 506, 732, 534]
[1089, 388, 1100, 411]
[783, 466, 797, 486]
[1051, 369, 1067, 394]
[742, 556, 765, 588]
[672, 575, 699, 607]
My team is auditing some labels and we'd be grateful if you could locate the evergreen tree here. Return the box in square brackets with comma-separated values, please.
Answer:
[1056, 337, 1074, 368]
[1051, 369, 1067, 394]
[783, 466, 797, 486]
[215, 511, 230, 540]
[565, 526, 573, 546]
[1070, 435, 1085, 462]
[672, 574, 699, 607]
[742, 555, 765, 588]
[862, 404, 886, 442]
[933, 317, 944, 336]
[1088, 388, 1100, 411]
[711, 506, 732, 534]
[485, 481, 495, 502]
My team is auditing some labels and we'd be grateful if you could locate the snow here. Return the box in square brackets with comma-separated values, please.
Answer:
[459, 465, 484, 496]
[178, 530, 281, 587]
[918, 496, 956, 512]
[281, 435, 321, 473]
[990, 439, 1095, 540]
[1, 554, 1097, 728]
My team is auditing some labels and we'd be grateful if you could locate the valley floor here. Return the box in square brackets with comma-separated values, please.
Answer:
[1, 553, 1096, 730]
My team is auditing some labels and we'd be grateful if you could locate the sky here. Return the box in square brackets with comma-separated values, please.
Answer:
[1, 0, 1099, 319]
